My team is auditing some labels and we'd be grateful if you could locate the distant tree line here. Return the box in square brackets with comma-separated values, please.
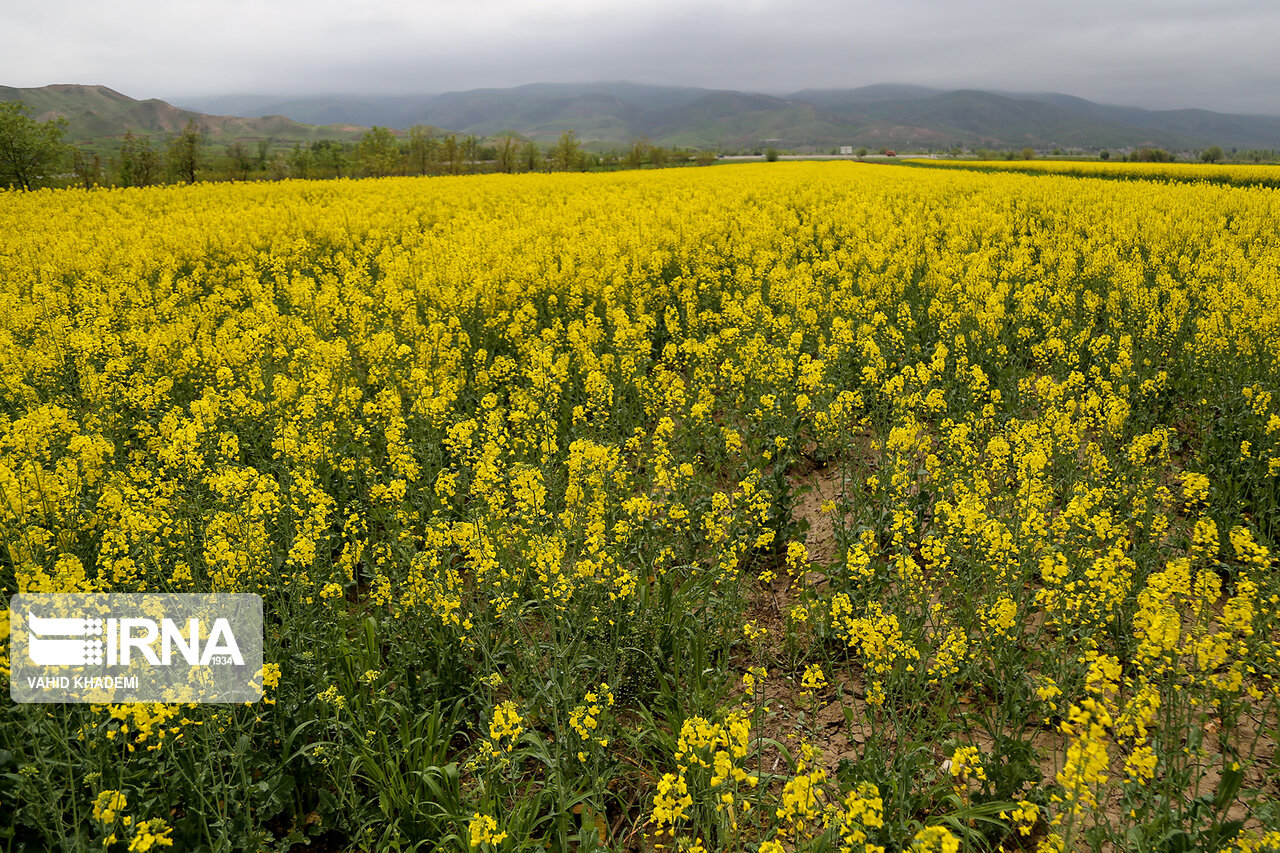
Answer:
[957, 144, 1280, 165]
[1115, 147, 1276, 164]
[10, 100, 1279, 191]
[279, 129, 719, 180]
[1, 104, 723, 191]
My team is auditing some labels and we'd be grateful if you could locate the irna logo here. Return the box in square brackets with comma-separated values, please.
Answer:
[26, 613, 245, 667]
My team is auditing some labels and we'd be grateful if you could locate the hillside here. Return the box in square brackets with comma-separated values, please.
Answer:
[0, 84, 366, 149]
[842, 90, 1202, 150]
[7, 81, 1280, 153]
[180, 82, 1280, 151]
[650, 91, 861, 149]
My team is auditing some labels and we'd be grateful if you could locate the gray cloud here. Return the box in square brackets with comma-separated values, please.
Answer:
[3, 0, 1278, 114]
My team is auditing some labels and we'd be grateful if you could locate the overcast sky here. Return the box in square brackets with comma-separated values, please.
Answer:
[4, 0, 1278, 115]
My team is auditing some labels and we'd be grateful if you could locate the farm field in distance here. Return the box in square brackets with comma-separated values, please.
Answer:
[3, 161, 1280, 852]
[907, 158, 1280, 188]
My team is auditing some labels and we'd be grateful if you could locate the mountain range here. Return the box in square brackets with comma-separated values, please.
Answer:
[5, 82, 1280, 153]
[174, 82, 1280, 151]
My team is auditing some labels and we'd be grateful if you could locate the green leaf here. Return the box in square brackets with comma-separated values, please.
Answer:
[1214, 766, 1245, 812]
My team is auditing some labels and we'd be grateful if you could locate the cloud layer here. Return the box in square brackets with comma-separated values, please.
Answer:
[5, 0, 1278, 115]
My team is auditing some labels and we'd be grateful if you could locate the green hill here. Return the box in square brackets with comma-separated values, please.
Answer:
[651, 91, 860, 149]
[371, 82, 1280, 151]
[7, 81, 1280, 155]
[0, 84, 366, 151]
[843, 90, 1202, 150]
[406, 89, 649, 144]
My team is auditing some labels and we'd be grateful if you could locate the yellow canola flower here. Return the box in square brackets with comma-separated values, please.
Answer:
[128, 818, 174, 851]
[908, 825, 961, 853]
[488, 700, 524, 755]
[93, 789, 128, 825]
[468, 813, 507, 848]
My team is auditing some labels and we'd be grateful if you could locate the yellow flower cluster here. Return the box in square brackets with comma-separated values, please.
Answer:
[468, 812, 507, 848]
[104, 703, 183, 752]
[91, 790, 173, 849]
[907, 826, 961, 853]
[774, 741, 827, 840]
[650, 771, 694, 847]
[127, 818, 175, 851]
[834, 783, 886, 853]
[93, 789, 128, 825]
[569, 682, 614, 760]
[488, 700, 525, 756]
[650, 709, 759, 845]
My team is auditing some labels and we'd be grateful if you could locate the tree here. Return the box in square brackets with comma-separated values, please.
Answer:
[357, 126, 400, 177]
[441, 134, 462, 175]
[0, 101, 70, 190]
[288, 143, 312, 179]
[71, 149, 103, 188]
[407, 126, 440, 175]
[311, 139, 348, 178]
[520, 140, 542, 172]
[625, 137, 651, 169]
[495, 135, 521, 173]
[548, 130, 583, 171]
[1099, 150, 1110, 160]
[461, 135, 479, 174]
[225, 141, 253, 180]
[1021, 147, 1035, 160]
[119, 131, 162, 187]
[269, 153, 288, 181]
[168, 119, 203, 183]
[1200, 145, 1224, 164]
[765, 147, 779, 162]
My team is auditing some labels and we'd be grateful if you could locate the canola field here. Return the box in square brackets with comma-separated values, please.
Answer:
[908, 158, 1280, 188]
[2, 162, 1280, 852]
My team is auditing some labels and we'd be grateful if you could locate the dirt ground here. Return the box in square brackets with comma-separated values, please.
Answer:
[729, 462, 1280, 849]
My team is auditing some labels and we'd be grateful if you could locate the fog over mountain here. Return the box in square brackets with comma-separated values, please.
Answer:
[8, 81, 1279, 153]
[5, 0, 1280, 117]
[173, 82, 1280, 151]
